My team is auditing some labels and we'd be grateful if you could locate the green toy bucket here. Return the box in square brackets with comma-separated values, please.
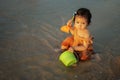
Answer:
[59, 51, 77, 67]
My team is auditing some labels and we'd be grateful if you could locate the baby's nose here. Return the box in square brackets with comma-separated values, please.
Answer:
[79, 23, 82, 26]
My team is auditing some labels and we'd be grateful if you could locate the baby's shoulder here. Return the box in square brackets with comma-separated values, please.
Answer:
[83, 29, 89, 33]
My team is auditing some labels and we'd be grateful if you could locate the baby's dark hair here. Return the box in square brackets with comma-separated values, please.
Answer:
[73, 8, 92, 25]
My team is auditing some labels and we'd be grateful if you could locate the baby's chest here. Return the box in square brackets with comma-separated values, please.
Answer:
[78, 33, 85, 38]
[76, 31, 87, 39]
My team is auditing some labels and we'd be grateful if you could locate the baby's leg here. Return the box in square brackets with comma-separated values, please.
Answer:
[80, 50, 88, 60]
[61, 36, 74, 50]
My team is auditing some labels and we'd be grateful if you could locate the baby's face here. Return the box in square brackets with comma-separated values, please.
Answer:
[74, 16, 88, 30]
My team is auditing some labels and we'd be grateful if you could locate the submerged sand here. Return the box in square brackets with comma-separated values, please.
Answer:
[0, 0, 120, 80]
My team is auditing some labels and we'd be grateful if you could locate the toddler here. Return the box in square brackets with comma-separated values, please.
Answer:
[60, 8, 94, 61]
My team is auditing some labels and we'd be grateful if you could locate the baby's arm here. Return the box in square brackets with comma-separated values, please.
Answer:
[73, 40, 89, 51]
[73, 31, 90, 51]
[66, 19, 74, 35]
[68, 40, 88, 53]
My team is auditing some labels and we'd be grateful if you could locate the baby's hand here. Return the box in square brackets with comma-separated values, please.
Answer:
[67, 19, 73, 27]
[68, 47, 74, 52]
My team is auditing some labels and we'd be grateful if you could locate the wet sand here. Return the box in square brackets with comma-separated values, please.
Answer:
[0, 0, 120, 80]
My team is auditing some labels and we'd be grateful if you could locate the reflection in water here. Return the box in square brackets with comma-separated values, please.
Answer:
[0, 0, 120, 80]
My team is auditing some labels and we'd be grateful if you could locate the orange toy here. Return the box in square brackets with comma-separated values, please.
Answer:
[60, 25, 70, 33]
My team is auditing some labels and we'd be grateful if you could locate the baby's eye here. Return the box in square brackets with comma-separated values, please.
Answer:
[82, 22, 85, 24]
[76, 21, 79, 24]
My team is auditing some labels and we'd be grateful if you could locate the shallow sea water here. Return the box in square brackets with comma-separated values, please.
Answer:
[0, 0, 120, 80]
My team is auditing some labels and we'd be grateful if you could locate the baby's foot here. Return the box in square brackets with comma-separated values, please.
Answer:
[81, 54, 88, 61]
